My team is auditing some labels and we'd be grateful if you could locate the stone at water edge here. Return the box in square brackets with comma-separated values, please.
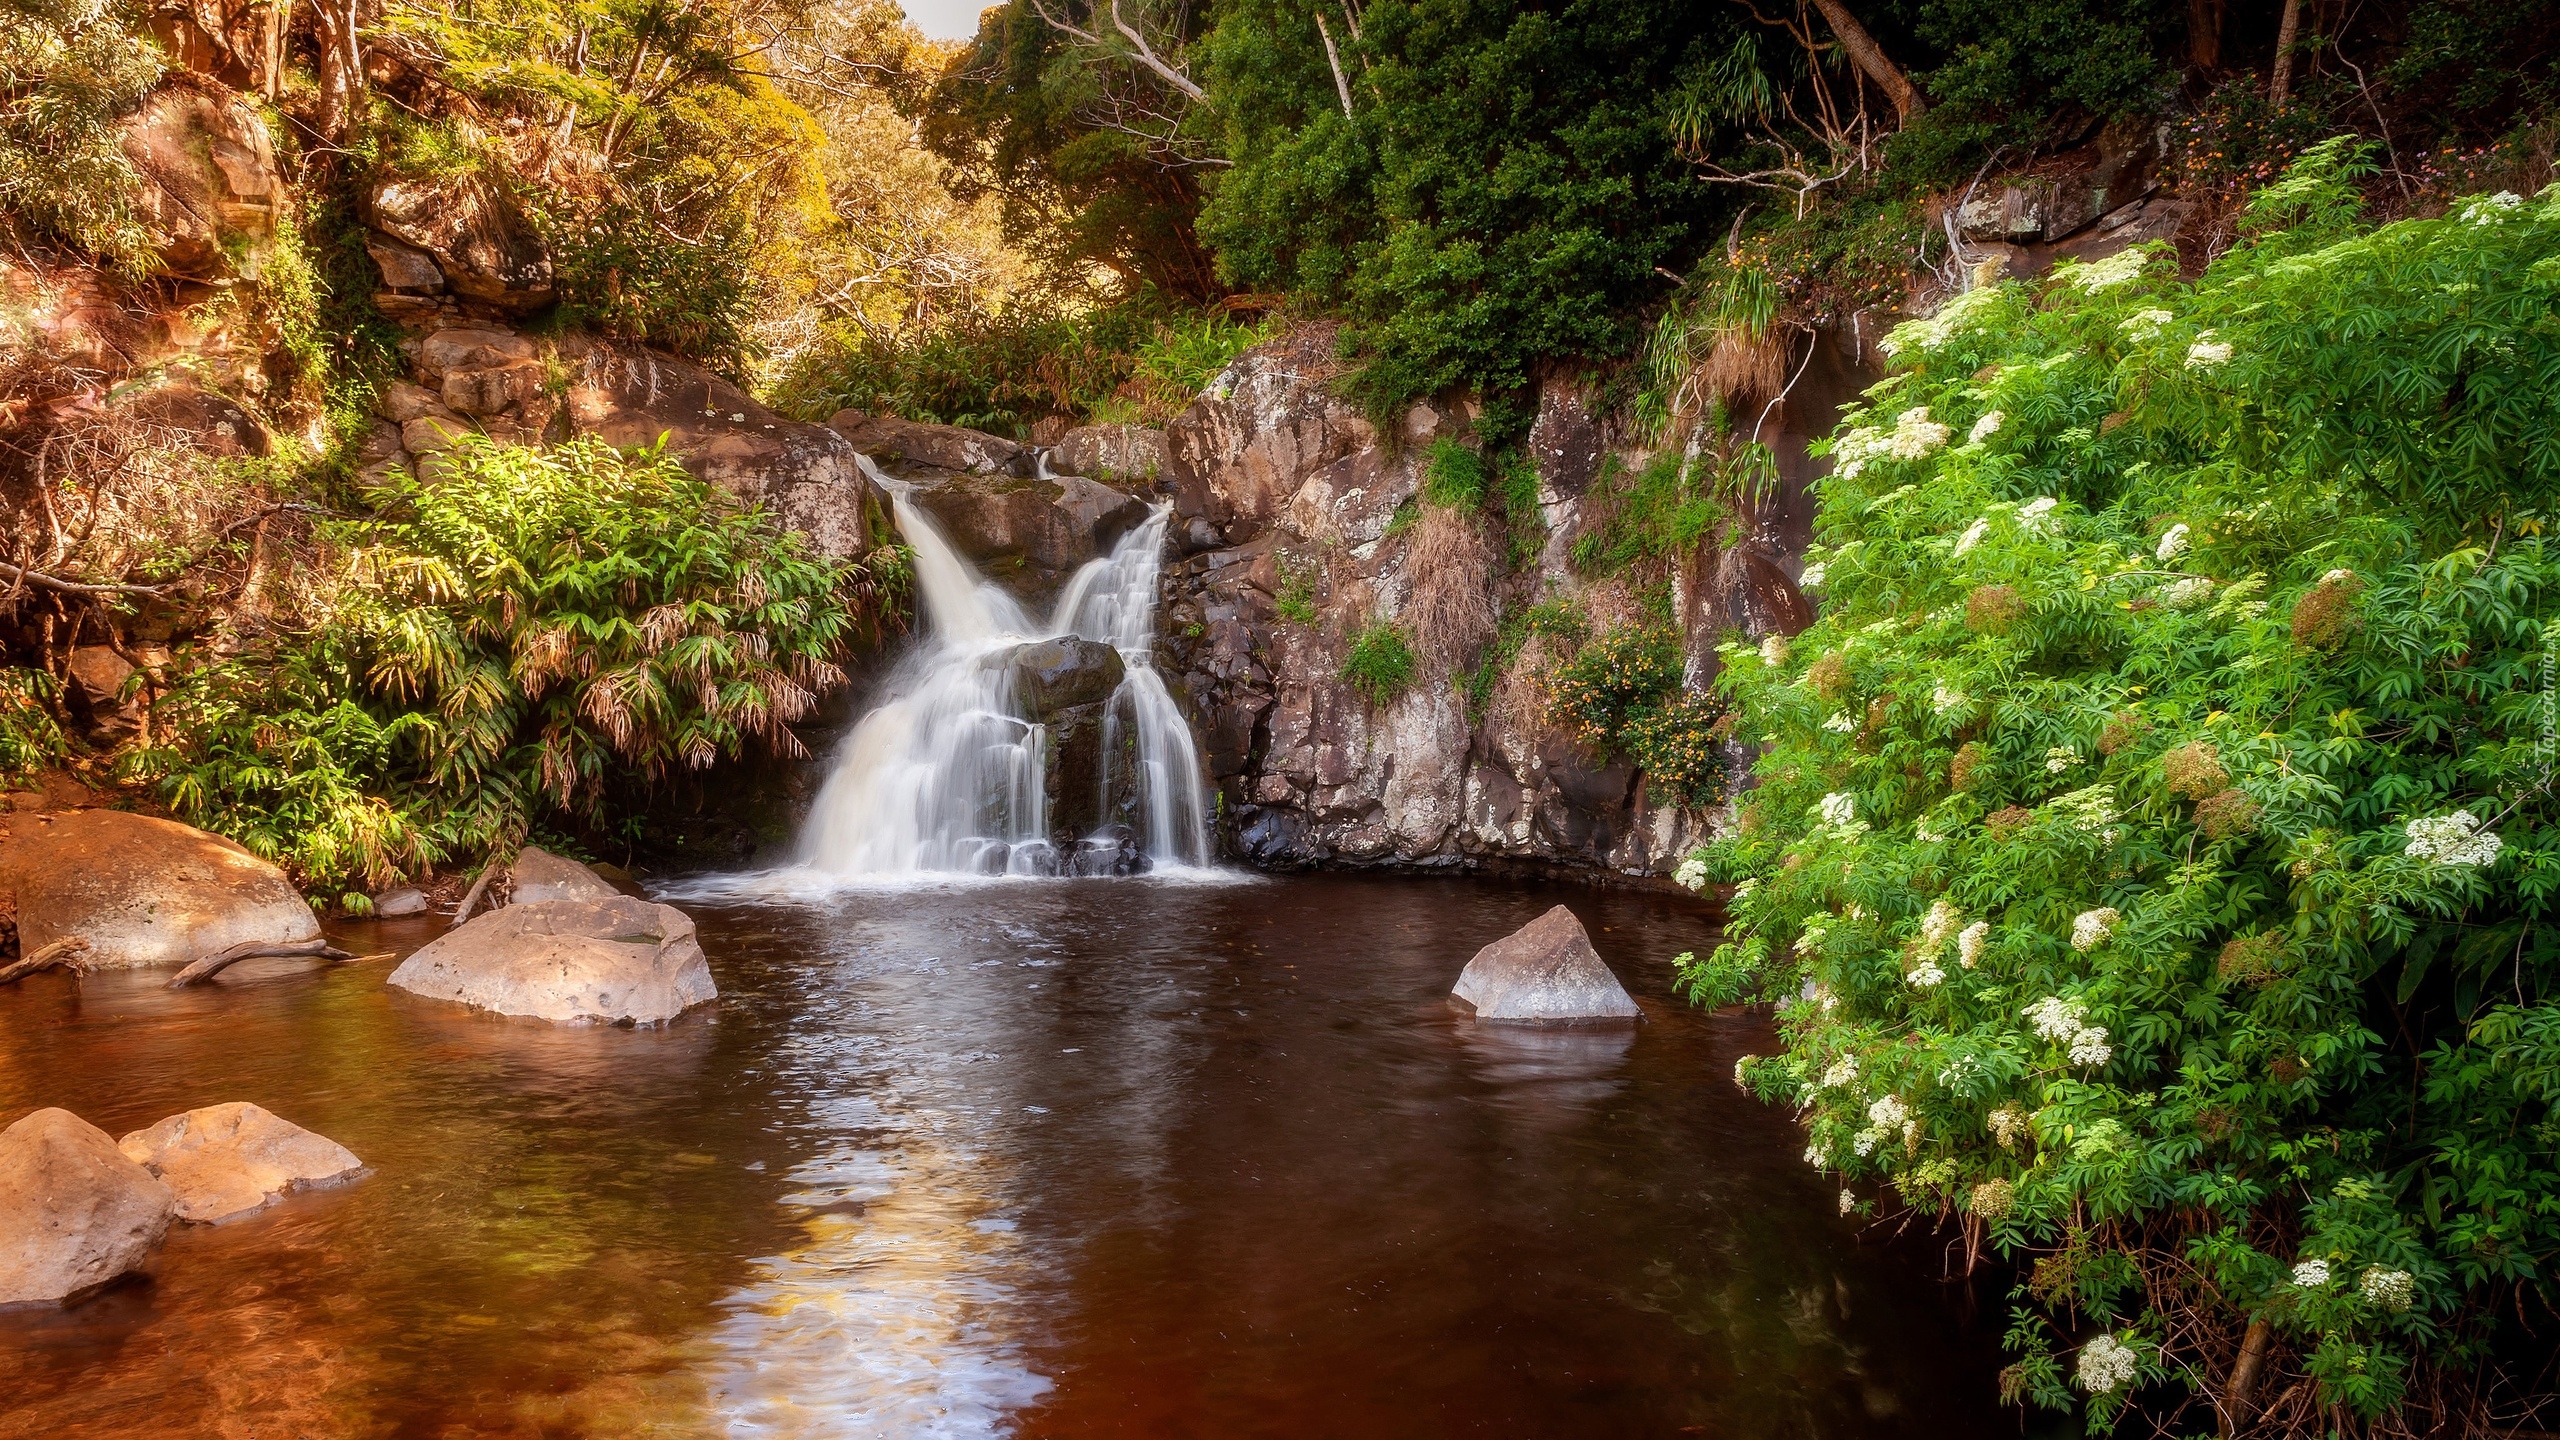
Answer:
[0, 1108, 176, 1307]
[117, 1103, 365, 1225]
[387, 895, 715, 1026]
[507, 846, 621, 905]
[1451, 906, 1641, 1023]
[372, 886, 429, 917]
[0, 809, 320, 970]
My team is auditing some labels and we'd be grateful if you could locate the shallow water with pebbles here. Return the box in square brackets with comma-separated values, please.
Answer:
[2, 872, 2003, 1437]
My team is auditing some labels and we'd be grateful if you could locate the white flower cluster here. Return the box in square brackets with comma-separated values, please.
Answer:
[1819, 792, 1857, 827]
[1820, 1056, 1860, 1089]
[1988, 1104, 2030, 1148]
[2461, 191, 2524, 225]
[1823, 711, 1857, 733]
[1733, 1057, 1753, 1090]
[2018, 496, 2060, 532]
[1799, 562, 1827, 590]
[2120, 307, 2174, 340]
[1932, 684, 1971, 715]
[2051, 784, 2120, 834]
[1803, 1141, 1828, 1168]
[1920, 900, 1961, 952]
[2046, 745, 2082, 774]
[1732, 877, 1759, 905]
[1759, 634, 1790, 666]
[1795, 921, 1830, 957]
[1954, 518, 1991, 556]
[1958, 920, 1991, 969]
[2404, 810, 2503, 868]
[2361, 1266, 2416, 1311]
[1675, 854, 1710, 892]
[2071, 907, 2121, 952]
[1853, 1094, 1917, 1157]
[2025, 995, 2113, 1066]
[2160, 576, 2214, 609]
[2186, 333, 2234, 369]
[1834, 407, 1953, 478]
[2293, 1259, 2332, 1288]
[1907, 961, 1946, 988]
[2075, 1333, 2141, 1394]
[1839, 1188, 1857, 1216]
[1880, 285, 2007, 356]
[2156, 523, 2190, 562]
[1968, 410, 2005, 443]
[2069, 249, 2152, 292]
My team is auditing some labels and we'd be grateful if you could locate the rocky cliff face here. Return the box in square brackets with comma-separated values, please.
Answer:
[1148, 326, 1853, 879]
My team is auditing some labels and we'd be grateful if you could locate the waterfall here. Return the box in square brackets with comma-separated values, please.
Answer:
[798, 456, 1212, 877]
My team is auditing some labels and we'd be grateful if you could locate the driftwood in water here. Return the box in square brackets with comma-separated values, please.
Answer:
[166, 936, 355, 989]
[0, 937, 92, 985]
[449, 856, 511, 929]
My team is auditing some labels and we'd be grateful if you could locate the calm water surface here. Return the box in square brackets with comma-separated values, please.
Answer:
[0, 873, 2003, 1437]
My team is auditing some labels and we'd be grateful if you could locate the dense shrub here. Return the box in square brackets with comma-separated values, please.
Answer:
[1684, 161, 2560, 1431]
[0, 667, 65, 784]
[1340, 620, 1417, 706]
[774, 301, 1268, 435]
[1547, 624, 1725, 805]
[128, 438, 907, 895]
[0, 0, 162, 270]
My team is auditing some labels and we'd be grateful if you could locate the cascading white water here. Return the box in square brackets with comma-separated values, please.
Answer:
[798, 455, 1212, 877]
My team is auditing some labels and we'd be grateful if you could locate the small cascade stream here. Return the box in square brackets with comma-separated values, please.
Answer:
[798, 455, 1212, 878]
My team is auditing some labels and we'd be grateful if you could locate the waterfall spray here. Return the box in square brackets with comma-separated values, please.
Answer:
[799, 456, 1211, 877]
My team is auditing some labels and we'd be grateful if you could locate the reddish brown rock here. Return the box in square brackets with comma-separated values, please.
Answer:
[0, 1108, 175, 1307]
[117, 1102, 364, 1225]
[0, 809, 319, 970]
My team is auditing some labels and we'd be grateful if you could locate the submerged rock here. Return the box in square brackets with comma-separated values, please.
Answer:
[117, 1102, 364, 1225]
[507, 846, 621, 905]
[0, 809, 319, 970]
[371, 886, 429, 917]
[1063, 823, 1151, 878]
[1451, 906, 1639, 1023]
[0, 1108, 175, 1307]
[387, 896, 715, 1026]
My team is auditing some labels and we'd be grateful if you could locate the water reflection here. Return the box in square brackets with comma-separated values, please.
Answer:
[0, 875, 2004, 1439]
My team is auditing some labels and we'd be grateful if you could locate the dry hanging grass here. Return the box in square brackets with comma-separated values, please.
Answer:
[1400, 503, 1499, 674]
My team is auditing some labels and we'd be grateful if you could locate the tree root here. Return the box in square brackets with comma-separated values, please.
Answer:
[0, 937, 92, 984]
[166, 936, 355, 988]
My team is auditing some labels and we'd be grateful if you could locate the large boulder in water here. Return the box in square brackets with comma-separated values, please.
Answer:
[996, 638, 1126, 719]
[1451, 906, 1640, 1022]
[0, 1108, 175, 1307]
[507, 845, 621, 905]
[387, 896, 715, 1026]
[117, 1102, 364, 1225]
[0, 810, 319, 970]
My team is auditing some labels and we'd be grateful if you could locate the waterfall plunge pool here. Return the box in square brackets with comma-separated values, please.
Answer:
[0, 873, 2004, 1437]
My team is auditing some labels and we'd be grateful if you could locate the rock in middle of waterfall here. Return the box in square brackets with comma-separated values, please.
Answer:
[1451, 905, 1640, 1022]
[387, 895, 715, 1025]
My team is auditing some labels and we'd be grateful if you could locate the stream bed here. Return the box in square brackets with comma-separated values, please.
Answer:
[0, 873, 2003, 1437]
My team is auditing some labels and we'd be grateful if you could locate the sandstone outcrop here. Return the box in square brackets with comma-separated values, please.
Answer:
[117, 1102, 364, 1225]
[387, 895, 715, 1025]
[368, 176, 555, 313]
[0, 1108, 175, 1307]
[0, 810, 319, 970]
[506, 845, 621, 905]
[1049, 423, 1168, 482]
[119, 86, 280, 281]
[1451, 906, 1639, 1022]
[828, 411, 1029, 476]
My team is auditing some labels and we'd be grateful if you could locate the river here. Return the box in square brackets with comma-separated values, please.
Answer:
[0, 873, 2002, 1437]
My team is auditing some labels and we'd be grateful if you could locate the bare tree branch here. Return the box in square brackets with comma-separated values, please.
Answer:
[1316, 11, 1354, 118]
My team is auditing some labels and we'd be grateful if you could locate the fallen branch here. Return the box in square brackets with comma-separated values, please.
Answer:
[450, 854, 511, 929]
[0, 559, 167, 598]
[0, 937, 91, 984]
[165, 936, 355, 988]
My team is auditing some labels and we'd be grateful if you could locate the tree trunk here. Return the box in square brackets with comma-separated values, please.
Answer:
[2186, 0, 2222, 70]
[2269, 0, 2302, 105]
[314, 0, 365, 142]
[1807, 0, 1925, 123]
[2222, 1317, 2273, 1435]
[1315, 11, 1355, 120]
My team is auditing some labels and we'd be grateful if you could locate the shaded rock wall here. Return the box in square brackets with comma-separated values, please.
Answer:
[1150, 327, 1867, 879]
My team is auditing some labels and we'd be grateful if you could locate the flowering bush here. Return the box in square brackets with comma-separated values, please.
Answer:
[1684, 158, 2560, 1434]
